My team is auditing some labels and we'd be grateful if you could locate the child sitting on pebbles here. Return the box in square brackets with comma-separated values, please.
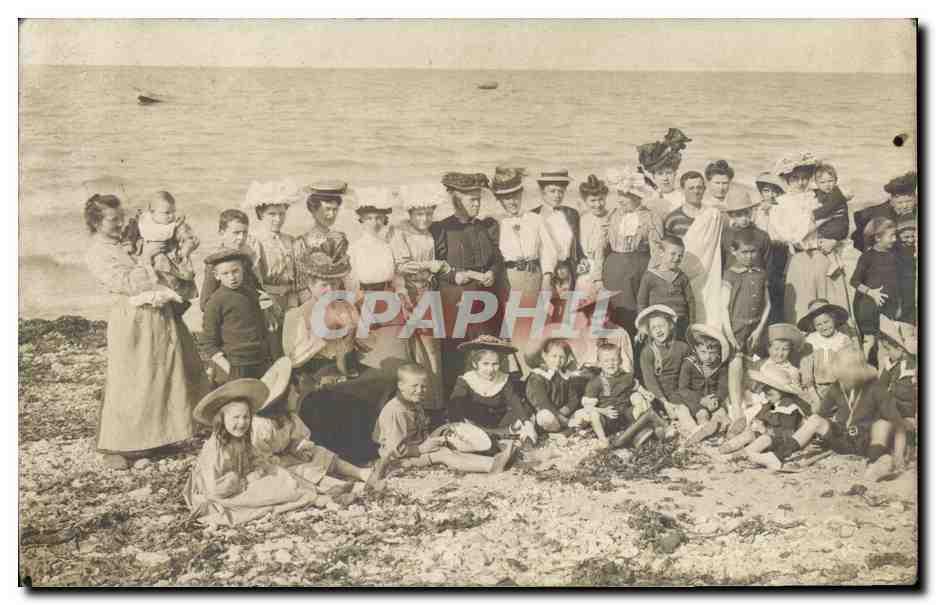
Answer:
[798, 299, 857, 409]
[184, 379, 340, 525]
[877, 317, 917, 470]
[721, 366, 810, 471]
[575, 343, 672, 450]
[636, 305, 692, 427]
[373, 364, 516, 473]
[524, 336, 583, 433]
[677, 324, 731, 446]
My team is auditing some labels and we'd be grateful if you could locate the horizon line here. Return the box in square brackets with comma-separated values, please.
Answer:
[20, 63, 914, 75]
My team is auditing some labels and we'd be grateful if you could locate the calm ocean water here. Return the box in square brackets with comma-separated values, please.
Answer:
[19, 65, 916, 321]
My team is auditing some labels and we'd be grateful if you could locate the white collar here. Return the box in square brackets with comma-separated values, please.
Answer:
[461, 371, 509, 397]
[531, 367, 569, 381]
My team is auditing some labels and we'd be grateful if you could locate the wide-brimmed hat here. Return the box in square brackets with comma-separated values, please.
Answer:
[257, 357, 293, 416]
[430, 422, 493, 453]
[754, 171, 786, 195]
[796, 298, 849, 332]
[193, 379, 269, 426]
[524, 329, 577, 370]
[634, 304, 678, 334]
[767, 323, 804, 351]
[884, 171, 917, 197]
[242, 180, 309, 213]
[389, 184, 448, 212]
[204, 249, 251, 267]
[637, 128, 691, 174]
[723, 186, 758, 213]
[457, 334, 517, 354]
[686, 323, 730, 364]
[773, 151, 819, 178]
[441, 172, 490, 193]
[748, 367, 804, 398]
[536, 169, 573, 187]
[606, 166, 655, 200]
[303, 251, 351, 280]
[830, 348, 877, 385]
[879, 316, 918, 355]
[491, 167, 526, 197]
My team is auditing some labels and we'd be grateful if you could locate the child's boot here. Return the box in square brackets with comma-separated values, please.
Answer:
[490, 440, 517, 473]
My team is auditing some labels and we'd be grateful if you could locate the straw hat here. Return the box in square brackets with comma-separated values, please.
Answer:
[748, 367, 804, 398]
[606, 166, 655, 200]
[767, 323, 805, 352]
[773, 151, 819, 178]
[457, 334, 518, 354]
[723, 186, 758, 213]
[796, 298, 849, 332]
[634, 304, 678, 334]
[536, 169, 573, 187]
[430, 422, 493, 453]
[686, 323, 730, 365]
[754, 171, 786, 194]
[257, 357, 293, 416]
[879, 316, 918, 355]
[193, 379, 269, 426]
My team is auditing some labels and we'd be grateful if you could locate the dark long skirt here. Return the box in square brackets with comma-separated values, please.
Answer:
[296, 358, 402, 466]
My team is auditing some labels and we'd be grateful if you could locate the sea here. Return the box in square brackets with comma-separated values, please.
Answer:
[19, 65, 916, 324]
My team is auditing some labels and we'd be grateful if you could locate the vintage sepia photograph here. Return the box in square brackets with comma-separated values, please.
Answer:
[18, 18, 918, 587]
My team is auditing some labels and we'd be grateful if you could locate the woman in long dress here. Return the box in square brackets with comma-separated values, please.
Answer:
[389, 185, 451, 425]
[531, 169, 585, 299]
[83, 194, 210, 470]
[602, 166, 665, 338]
[769, 152, 851, 325]
[298, 181, 352, 301]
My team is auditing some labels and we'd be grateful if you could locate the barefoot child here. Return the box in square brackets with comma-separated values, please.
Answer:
[373, 364, 516, 473]
[785, 348, 904, 481]
[722, 232, 771, 432]
[252, 357, 387, 493]
[637, 305, 692, 427]
[524, 337, 580, 433]
[637, 235, 695, 340]
[878, 317, 918, 469]
[851, 217, 901, 360]
[677, 324, 731, 445]
[449, 336, 537, 443]
[184, 379, 334, 525]
[202, 250, 272, 382]
[738, 367, 811, 471]
[576, 343, 671, 450]
[798, 298, 857, 408]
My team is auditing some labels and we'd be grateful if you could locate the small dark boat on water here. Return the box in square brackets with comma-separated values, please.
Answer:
[477, 81, 499, 90]
[137, 95, 162, 105]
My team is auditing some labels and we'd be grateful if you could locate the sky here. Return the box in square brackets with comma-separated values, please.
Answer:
[20, 19, 916, 73]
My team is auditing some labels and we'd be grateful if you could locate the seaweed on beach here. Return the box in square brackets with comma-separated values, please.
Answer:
[19, 316, 107, 349]
[616, 499, 686, 555]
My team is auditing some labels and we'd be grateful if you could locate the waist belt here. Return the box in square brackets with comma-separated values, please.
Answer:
[360, 281, 392, 291]
[505, 259, 541, 272]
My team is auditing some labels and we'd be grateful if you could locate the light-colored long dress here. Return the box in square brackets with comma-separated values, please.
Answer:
[578, 211, 612, 301]
[498, 211, 548, 300]
[184, 434, 322, 526]
[771, 191, 851, 324]
[85, 236, 210, 453]
[389, 221, 445, 411]
[252, 414, 350, 491]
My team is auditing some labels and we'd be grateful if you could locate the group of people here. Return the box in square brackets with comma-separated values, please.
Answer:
[81, 128, 918, 525]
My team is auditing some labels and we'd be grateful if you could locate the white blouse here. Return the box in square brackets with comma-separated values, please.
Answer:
[499, 212, 546, 262]
[539, 207, 574, 274]
[348, 232, 397, 285]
